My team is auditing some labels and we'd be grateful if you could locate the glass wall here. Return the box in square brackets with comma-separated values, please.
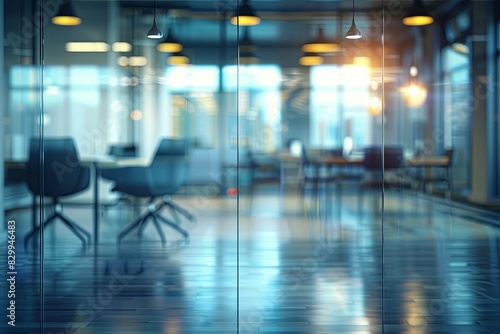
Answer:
[3, 0, 500, 333]
[442, 45, 470, 193]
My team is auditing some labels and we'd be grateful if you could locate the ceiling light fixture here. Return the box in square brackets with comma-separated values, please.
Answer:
[51, 0, 82, 26]
[403, 0, 434, 26]
[299, 53, 324, 66]
[345, 0, 362, 39]
[65, 42, 110, 52]
[157, 27, 183, 53]
[239, 52, 259, 65]
[167, 52, 190, 65]
[147, 0, 163, 39]
[230, 0, 261, 26]
[240, 28, 257, 53]
[112, 42, 133, 53]
[302, 26, 341, 53]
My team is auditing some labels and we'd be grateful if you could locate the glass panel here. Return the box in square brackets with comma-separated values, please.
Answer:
[3, 1, 500, 333]
[443, 45, 470, 193]
[3, 0, 44, 331]
[20, 1, 240, 332]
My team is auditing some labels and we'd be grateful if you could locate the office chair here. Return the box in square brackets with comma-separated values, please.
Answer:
[414, 149, 454, 195]
[296, 140, 337, 203]
[363, 146, 405, 182]
[360, 146, 405, 210]
[102, 143, 138, 211]
[24, 137, 92, 248]
[108, 144, 137, 157]
[105, 138, 194, 245]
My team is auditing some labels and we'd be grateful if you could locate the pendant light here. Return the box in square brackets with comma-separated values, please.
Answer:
[402, 0, 434, 26]
[147, 0, 163, 39]
[230, 0, 261, 26]
[299, 53, 324, 66]
[239, 52, 260, 65]
[302, 26, 341, 53]
[167, 52, 190, 65]
[239, 28, 257, 53]
[157, 27, 183, 53]
[51, 0, 82, 26]
[239, 28, 259, 64]
[345, 0, 362, 39]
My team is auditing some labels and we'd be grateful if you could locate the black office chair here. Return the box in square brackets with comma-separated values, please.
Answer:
[363, 146, 405, 184]
[24, 137, 92, 247]
[414, 149, 454, 195]
[360, 146, 405, 209]
[108, 144, 137, 157]
[295, 141, 337, 201]
[105, 138, 194, 245]
[103, 143, 138, 211]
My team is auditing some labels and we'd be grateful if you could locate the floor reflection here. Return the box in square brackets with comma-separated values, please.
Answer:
[3, 187, 500, 333]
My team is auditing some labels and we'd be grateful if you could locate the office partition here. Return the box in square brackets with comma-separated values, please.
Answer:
[2, 1, 500, 333]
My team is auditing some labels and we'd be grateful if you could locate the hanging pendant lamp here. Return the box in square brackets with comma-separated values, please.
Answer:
[230, 0, 261, 26]
[238, 28, 259, 64]
[302, 26, 341, 53]
[345, 0, 362, 39]
[167, 52, 190, 65]
[239, 52, 260, 65]
[52, 0, 82, 26]
[147, 0, 163, 39]
[239, 28, 257, 53]
[299, 53, 324, 66]
[402, 0, 434, 26]
[157, 28, 183, 52]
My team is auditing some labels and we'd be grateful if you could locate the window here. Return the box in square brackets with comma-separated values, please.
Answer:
[309, 65, 371, 151]
[442, 45, 470, 193]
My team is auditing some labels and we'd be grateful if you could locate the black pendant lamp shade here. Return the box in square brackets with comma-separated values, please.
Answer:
[167, 52, 190, 65]
[147, 0, 163, 39]
[403, 0, 434, 26]
[157, 28, 183, 53]
[299, 53, 324, 66]
[230, 0, 261, 26]
[52, 0, 82, 26]
[302, 27, 341, 53]
[345, 0, 362, 39]
[240, 29, 257, 53]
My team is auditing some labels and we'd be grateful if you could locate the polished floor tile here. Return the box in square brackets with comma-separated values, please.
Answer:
[2, 185, 500, 333]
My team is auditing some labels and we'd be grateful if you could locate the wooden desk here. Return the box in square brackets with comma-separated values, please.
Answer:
[277, 153, 363, 166]
[406, 156, 451, 192]
[277, 154, 364, 194]
[406, 156, 450, 167]
[313, 156, 364, 166]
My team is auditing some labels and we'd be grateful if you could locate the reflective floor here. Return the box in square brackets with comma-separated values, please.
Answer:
[3, 184, 500, 333]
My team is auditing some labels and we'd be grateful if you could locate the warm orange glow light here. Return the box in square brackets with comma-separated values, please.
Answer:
[403, 16, 434, 26]
[130, 109, 143, 121]
[403, 84, 427, 107]
[368, 96, 382, 116]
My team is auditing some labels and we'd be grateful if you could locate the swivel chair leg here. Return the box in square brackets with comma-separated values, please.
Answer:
[155, 214, 189, 239]
[118, 198, 190, 245]
[166, 202, 196, 223]
[117, 212, 149, 244]
[151, 215, 167, 245]
[167, 205, 183, 225]
[136, 215, 149, 241]
[24, 213, 57, 249]
[58, 214, 89, 246]
[24, 212, 90, 248]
